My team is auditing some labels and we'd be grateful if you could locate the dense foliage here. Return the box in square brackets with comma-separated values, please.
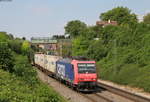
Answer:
[13, 55, 38, 86]
[0, 32, 12, 42]
[0, 43, 14, 72]
[0, 32, 66, 101]
[65, 7, 150, 92]
[8, 39, 22, 54]
[0, 69, 65, 102]
[97, 23, 150, 92]
[143, 13, 150, 24]
[21, 41, 31, 55]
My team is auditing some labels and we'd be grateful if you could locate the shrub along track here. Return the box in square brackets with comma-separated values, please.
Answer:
[34, 65, 141, 102]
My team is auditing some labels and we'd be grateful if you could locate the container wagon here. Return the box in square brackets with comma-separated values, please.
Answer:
[45, 55, 61, 76]
[34, 53, 61, 76]
[34, 53, 45, 71]
[34, 53, 97, 92]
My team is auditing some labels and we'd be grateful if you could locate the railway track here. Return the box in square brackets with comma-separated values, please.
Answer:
[81, 93, 114, 102]
[94, 93, 114, 102]
[79, 88, 134, 102]
[35, 66, 150, 102]
[98, 82, 150, 102]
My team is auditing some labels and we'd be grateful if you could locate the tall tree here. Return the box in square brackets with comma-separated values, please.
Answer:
[8, 34, 14, 40]
[72, 37, 89, 56]
[22, 37, 26, 40]
[143, 13, 150, 24]
[8, 39, 23, 54]
[21, 41, 31, 55]
[65, 20, 87, 38]
[0, 32, 10, 42]
[100, 7, 137, 25]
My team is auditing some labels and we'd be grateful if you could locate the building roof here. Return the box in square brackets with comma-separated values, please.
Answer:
[96, 20, 118, 26]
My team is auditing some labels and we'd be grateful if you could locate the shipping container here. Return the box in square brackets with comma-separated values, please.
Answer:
[34, 54, 45, 68]
[34, 54, 39, 65]
[40, 54, 45, 68]
[45, 55, 61, 73]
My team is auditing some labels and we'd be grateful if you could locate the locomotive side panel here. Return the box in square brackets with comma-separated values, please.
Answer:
[56, 61, 74, 83]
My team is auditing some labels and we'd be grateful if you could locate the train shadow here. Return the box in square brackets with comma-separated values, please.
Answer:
[80, 86, 106, 94]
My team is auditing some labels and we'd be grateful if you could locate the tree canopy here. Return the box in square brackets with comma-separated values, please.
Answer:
[143, 13, 150, 24]
[0, 32, 11, 42]
[100, 7, 137, 25]
[21, 41, 31, 55]
[65, 20, 87, 38]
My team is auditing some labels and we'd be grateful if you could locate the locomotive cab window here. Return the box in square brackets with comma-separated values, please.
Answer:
[78, 63, 96, 73]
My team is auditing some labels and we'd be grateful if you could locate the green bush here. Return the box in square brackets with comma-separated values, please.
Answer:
[8, 39, 22, 54]
[0, 98, 10, 102]
[0, 69, 66, 102]
[13, 54, 38, 86]
[0, 43, 14, 72]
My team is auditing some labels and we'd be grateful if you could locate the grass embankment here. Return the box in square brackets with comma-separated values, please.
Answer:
[0, 54, 66, 102]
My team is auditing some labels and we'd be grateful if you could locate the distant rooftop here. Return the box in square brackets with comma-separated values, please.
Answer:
[96, 20, 118, 27]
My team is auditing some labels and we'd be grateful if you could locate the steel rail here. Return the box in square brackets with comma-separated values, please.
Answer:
[98, 82, 150, 102]
[94, 93, 114, 102]
[79, 93, 99, 102]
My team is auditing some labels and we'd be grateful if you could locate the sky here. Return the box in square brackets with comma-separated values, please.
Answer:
[0, 0, 150, 40]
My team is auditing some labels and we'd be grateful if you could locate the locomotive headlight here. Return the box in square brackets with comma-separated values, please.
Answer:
[92, 78, 96, 81]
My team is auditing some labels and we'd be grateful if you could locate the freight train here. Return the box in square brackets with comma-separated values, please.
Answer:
[34, 53, 97, 92]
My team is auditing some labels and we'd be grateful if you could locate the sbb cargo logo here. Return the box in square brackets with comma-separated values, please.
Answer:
[57, 64, 65, 79]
